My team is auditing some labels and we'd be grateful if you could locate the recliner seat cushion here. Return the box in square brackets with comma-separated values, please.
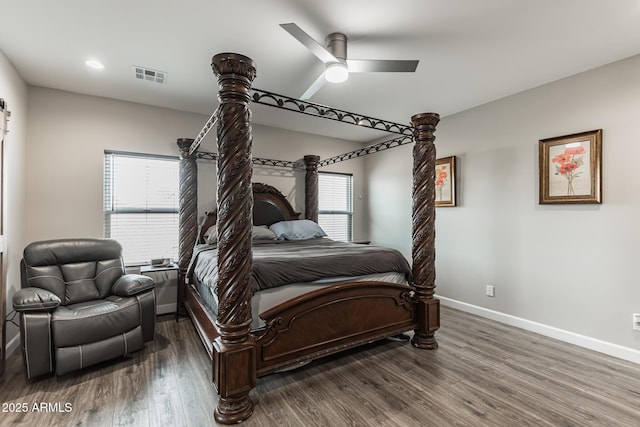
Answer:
[55, 326, 144, 376]
[52, 296, 140, 347]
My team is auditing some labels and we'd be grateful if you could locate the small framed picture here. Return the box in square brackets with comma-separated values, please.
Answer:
[539, 129, 602, 204]
[435, 156, 456, 207]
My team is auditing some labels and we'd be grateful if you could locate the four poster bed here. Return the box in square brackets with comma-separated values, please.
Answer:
[176, 52, 440, 424]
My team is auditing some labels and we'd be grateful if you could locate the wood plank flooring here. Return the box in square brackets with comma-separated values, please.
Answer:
[1, 306, 639, 426]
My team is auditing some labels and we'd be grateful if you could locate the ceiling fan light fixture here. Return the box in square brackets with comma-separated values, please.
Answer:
[325, 62, 349, 83]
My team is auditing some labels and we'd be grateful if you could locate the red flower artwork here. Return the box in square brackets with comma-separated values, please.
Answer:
[435, 166, 448, 201]
[552, 144, 586, 195]
[565, 146, 586, 156]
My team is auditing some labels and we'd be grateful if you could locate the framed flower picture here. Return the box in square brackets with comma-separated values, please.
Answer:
[435, 156, 456, 207]
[539, 129, 602, 204]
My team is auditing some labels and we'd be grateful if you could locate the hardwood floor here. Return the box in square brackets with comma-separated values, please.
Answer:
[1, 307, 639, 426]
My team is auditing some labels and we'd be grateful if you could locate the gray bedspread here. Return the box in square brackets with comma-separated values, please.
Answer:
[189, 238, 411, 294]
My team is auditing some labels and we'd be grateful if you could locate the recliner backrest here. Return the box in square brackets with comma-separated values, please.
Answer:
[21, 238, 125, 305]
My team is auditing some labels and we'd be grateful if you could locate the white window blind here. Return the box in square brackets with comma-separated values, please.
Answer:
[318, 172, 353, 242]
[104, 151, 179, 265]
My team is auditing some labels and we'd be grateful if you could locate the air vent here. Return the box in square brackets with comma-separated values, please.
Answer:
[132, 66, 166, 84]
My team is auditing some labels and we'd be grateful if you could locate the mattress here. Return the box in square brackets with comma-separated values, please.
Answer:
[188, 238, 412, 331]
[190, 238, 411, 292]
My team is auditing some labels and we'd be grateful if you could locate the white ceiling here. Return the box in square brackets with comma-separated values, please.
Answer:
[2, 0, 640, 143]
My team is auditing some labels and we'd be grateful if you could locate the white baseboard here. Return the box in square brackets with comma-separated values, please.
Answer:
[438, 296, 640, 365]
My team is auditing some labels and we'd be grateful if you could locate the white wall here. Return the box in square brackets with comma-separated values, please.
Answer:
[367, 54, 640, 357]
[0, 50, 28, 358]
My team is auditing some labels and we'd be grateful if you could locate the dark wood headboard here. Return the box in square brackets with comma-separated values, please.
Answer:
[198, 182, 301, 243]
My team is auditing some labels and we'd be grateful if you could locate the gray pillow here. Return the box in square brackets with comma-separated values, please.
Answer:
[203, 225, 217, 245]
[269, 220, 327, 240]
[204, 225, 277, 243]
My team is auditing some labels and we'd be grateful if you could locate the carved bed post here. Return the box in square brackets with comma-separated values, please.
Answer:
[410, 112, 441, 350]
[211, 53, 257, 424]
[303, 154, 320, 222]
[177, 138, 197, 312]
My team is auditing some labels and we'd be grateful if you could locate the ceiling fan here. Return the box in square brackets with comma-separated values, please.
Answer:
[280, 23, 419, 99]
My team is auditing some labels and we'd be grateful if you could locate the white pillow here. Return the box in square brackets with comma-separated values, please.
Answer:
[252, 225, 277, 240]
[269, 220, 327, 240]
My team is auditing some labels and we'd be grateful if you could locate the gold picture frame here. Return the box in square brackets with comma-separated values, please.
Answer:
[539, 129, 602, 204]
[435, 156, 456, 207]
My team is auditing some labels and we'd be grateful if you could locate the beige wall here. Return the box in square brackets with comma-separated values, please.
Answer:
[26, 87, 207, 241]
[0, 50, 28, 357]
[247, 124, 368, 241]
[26, 87, 367, 244]
[367, 54, 640, 357]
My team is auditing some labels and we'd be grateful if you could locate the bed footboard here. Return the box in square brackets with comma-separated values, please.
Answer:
[253, 281, 416, 376]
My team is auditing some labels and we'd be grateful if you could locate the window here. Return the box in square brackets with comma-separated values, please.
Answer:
[104, 151, 179, 265]
[318, 172, 353, 241]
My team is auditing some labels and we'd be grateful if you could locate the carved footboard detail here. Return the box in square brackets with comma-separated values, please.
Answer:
[253, 282, 416, 376]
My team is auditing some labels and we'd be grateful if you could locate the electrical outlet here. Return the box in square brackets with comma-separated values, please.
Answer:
[486, 285, 495, 297]
[633, 314, 640, 331]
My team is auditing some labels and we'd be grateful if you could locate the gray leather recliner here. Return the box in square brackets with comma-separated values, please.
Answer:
[12, 238, 156, 379]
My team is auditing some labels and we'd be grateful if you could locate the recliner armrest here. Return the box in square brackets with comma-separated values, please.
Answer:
[13, 287, 61, 312]
[112, 274, 155, 297]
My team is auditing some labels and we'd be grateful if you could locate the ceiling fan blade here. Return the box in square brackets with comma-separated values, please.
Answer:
[347, 59, 419, 73]
[301, 71, 328, 100]
[280, 23, 338, 64]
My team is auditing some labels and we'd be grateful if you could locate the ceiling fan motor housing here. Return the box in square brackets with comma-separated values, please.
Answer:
[326, 33, 347, 62]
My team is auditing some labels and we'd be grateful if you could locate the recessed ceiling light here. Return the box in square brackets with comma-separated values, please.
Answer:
[85, 59, 104, 70]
